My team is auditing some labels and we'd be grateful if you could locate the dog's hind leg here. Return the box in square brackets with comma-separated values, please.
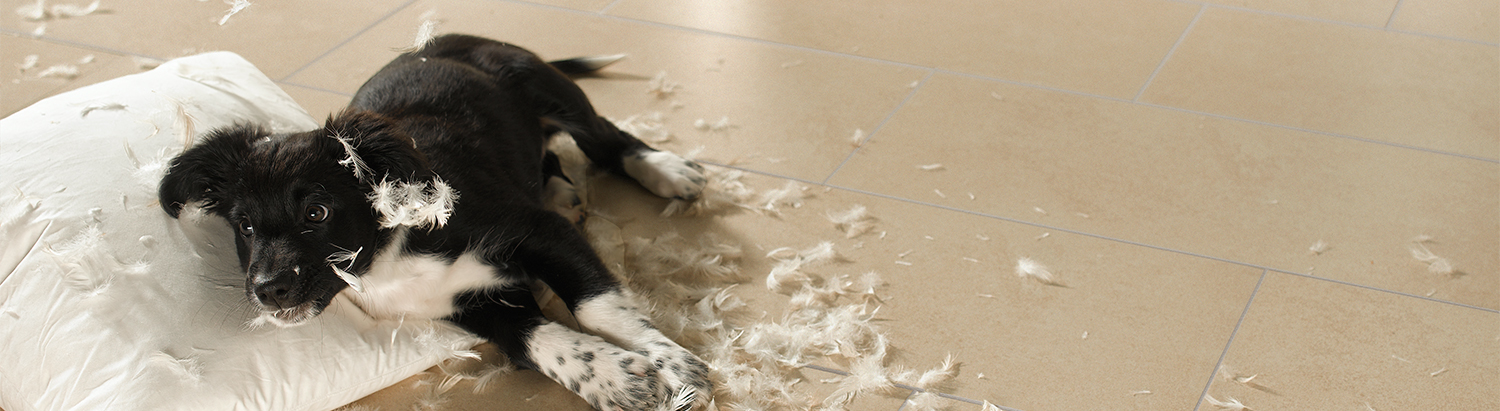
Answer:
[450, 287, 671, 411]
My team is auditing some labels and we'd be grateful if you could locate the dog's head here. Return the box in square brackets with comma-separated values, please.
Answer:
[159, 111, 451, 326]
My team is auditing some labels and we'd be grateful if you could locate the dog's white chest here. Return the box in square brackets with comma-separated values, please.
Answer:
[348, 246, 513, 320]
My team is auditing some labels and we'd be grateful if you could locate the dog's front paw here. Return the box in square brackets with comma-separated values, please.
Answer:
[531, 324, 670, 411]
[623, 150, 706, 202]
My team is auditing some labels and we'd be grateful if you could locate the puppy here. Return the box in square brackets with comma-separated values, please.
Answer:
[159, 34, 711, 411]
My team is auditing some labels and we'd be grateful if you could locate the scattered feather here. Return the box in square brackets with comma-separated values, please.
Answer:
[1429, 367, 1447, 377]
[330, 132, 373, 181]
[990, 92, 1004, 101]
[1015, 257, 1063, 286]
[981, 400, 1002, 411]
[78, 54, 94, 64]
[1032, 206, 1047, 215]
[827, 205, 876, 239]
[1130, 390, 1152, 396]
[1033, 232, 1050, 241]
[18, 54, 39, 72]
[647, 71, 680, 97]
[35, 64, 80, 79]
[849, 128, 866, 147]
[917, 163, 944, 171]
[694, 116, 733, 132]
[218, 0, 251, 25]
[1409, 241, 1454, 275]
[1204, 394, 1250, 410]
[613, 111, 672, 144]
[1309, 240, 1331, 255]
[933, 189, 946, 198]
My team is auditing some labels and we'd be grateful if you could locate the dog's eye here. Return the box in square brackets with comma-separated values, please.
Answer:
[306, 204, 330, 223]
[237, 218, 255, 236]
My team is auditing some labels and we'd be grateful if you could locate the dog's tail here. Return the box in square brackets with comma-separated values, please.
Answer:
[548, 54, 627, 75]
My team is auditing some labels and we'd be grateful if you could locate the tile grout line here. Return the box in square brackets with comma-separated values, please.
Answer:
[482, 0, 1498, 163]
[597, 0, 626, 14]
[275, 0, 420, 83]
[1134, 4, 1206, 102]
[276, 80, 355, 97]
[820, 69, 936, 185]
[1385, 0, 1408, 30]
[1133, 102, 1500, 164]
[1193, 269, 1268, 411]
[701, 162, 1500, 316]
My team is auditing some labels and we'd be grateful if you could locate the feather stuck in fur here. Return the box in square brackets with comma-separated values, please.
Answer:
[368, 178, 458, 229]
[330, 133, 373, 182]
[328, 247, 364, 292]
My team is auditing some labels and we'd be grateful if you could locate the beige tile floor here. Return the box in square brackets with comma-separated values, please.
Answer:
[3, 1, 1496, 410]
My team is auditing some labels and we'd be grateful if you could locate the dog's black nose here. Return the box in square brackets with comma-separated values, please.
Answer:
[252, 277, 297, 309]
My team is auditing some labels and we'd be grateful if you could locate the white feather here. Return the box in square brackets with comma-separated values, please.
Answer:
[1015, 257, 1064, 286]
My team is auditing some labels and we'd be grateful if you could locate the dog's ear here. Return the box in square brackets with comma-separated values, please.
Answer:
[158, 124, 261, 218]
[325, 110, 457, 229]
[324, 110, 431, 184]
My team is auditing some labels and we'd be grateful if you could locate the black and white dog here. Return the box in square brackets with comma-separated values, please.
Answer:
[158, 34, 711, 411]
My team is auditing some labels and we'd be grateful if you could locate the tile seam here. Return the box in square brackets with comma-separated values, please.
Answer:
[480, 0, 1497, 163]
[1134, 4, 1206, 102]
[1385, 0, 1408, 30]
[702, 163, 1500, 315]
[276, 0, 420, 83]
[1193, 269, 1268, 411]
[821, 69, 936, 185]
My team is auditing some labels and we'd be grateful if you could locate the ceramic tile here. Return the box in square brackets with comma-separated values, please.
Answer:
[1, 35, 130, 117]
[1141, 8, 1499, 159]
[287, 0, 923, 183]
[0, 0, 411, 80]
[515, 0, 617, 13]
[278, 84, 351, 121]
[578, 168, 1261, 410]
[1195, 0, 1399, 27]
[1206, 272, 1499, 411]
[605, 0, 1201, 99]
[1389, 0, 1500, 43]
[829, 73, 1499, 310]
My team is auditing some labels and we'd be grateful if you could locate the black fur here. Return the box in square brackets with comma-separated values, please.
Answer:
[159, 34, 708, 410]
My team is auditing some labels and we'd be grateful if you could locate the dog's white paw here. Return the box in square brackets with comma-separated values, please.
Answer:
[644, 341, 712, 411]
[543, 175, 585, 224]
[529, 323, 669, 411]
[623, 150, 706, 201]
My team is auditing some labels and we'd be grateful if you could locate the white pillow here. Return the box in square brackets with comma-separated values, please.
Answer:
[0, 52, 479, 411]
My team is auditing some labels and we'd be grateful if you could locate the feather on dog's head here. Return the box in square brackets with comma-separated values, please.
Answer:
[159, 111, 453, 326]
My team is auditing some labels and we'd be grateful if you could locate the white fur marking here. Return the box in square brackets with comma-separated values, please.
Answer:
[346, 235, 510, 320]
